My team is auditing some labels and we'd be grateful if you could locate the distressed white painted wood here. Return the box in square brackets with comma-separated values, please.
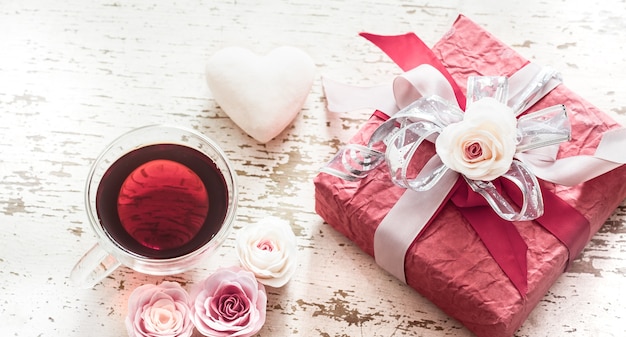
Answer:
[1, 1, 625, 336]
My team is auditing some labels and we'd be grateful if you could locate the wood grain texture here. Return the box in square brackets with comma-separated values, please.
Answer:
[1, 0, 625, 336]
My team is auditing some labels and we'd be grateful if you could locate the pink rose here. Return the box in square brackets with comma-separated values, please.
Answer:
[125, 281, 194, 337]
[436, 97, 518, 181]
[190, 267, 267, 337]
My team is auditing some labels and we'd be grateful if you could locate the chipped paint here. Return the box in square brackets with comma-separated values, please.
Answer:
[296, 290, 383, 327]
[611, 106, 626, 115]
[513, 40, 535, 48]
[67, 226, 85, 237]
[556, 42, 577, 49]
[2, 198, 27, 215]
[407, 318, 445, 331]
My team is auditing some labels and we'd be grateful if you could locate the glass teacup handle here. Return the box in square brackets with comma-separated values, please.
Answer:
[69, 243, 121, 288]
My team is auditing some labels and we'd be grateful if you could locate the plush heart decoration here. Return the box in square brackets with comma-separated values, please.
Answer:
[205, 46, 315, 143]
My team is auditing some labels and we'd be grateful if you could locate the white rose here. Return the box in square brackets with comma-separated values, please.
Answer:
[435, 97, 518, 181]
[235, 217, 298, 287]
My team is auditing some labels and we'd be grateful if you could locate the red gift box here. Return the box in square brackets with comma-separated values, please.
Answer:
[314, 15, 626, 337]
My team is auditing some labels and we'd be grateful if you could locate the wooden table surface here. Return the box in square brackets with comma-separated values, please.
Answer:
[1, 1, 625, 336]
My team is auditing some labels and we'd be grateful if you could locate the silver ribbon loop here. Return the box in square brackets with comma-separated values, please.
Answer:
[516, 105, 570, 152]
[508, 65, 562, 115]
[386, 121, 446, 191]
[466, 160, 544, 221]
[321, 144, 384, 181]
[466, 76, 509, 106]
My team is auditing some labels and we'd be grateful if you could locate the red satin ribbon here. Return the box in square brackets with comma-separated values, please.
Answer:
[360, 32, 466, 111]
[449, 178, 529, 294]
[362, 32, 591, 296]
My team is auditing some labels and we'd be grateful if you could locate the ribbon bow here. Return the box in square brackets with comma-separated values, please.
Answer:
[324, 65, 570, 222]
[319, 32, 626, 296]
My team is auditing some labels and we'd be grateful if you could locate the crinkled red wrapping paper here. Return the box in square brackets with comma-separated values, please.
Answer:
[314, 15, 626, 337]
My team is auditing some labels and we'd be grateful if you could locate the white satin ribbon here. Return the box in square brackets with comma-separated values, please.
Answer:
[518, 127, 626, 186]
[322, 80, 397, 115]
[373, 170, 458, 282]
[322, 64, 457, 117]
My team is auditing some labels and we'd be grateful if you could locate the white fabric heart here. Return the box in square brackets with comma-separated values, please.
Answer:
[205, 46, 315, 143]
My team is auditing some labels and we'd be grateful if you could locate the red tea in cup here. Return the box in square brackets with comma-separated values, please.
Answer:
[96, 144, 229, 259]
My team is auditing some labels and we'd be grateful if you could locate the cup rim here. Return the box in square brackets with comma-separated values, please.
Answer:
[84, 124, 238, 271]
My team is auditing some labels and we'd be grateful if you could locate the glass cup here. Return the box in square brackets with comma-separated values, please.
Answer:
[70, 125, 238, 288]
